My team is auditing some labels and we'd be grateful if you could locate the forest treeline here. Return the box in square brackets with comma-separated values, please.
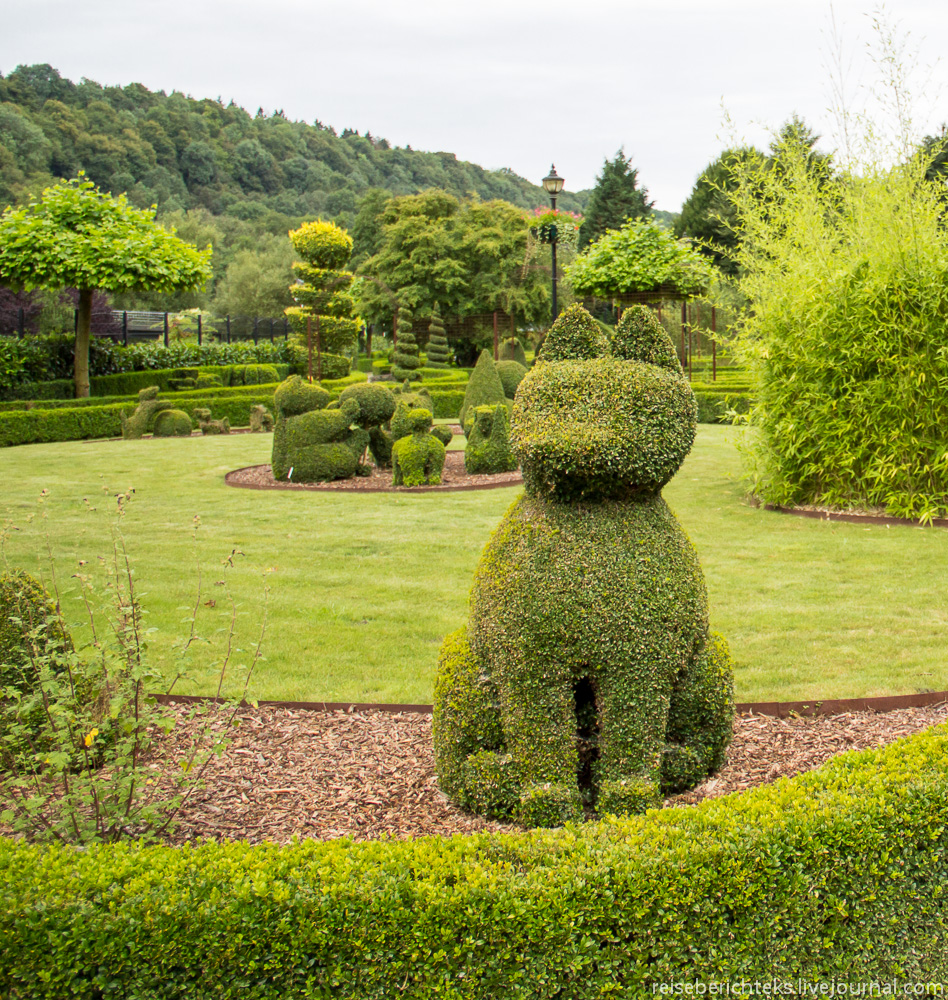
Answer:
[0, 64, 588, 231]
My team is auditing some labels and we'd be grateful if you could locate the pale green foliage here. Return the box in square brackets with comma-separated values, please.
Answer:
[0, 175, 212, 293]
[212, 235, 296, 318]
[728, 119, 948, 520]
[567, 219, 713, 300]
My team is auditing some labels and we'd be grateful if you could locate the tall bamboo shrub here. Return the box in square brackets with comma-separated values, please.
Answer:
[729, 134, 948, 520]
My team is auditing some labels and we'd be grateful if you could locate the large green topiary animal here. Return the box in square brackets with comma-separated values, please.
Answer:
[152, 409, 193, 437]
[271, 375, 377, 482]
[433, 303, 734, 828]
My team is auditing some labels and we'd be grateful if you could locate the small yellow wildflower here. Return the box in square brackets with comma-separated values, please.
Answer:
[84, 728, 99, 747]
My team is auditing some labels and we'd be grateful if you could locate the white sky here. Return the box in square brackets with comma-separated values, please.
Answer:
[2, 0, 946, 212]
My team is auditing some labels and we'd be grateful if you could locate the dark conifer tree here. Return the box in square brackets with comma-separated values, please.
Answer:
[579, 149, 654, 247]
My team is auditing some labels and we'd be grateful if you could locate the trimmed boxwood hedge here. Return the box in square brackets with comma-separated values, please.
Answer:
[1, 725, 948, 996]
[0, 391, 279, 447]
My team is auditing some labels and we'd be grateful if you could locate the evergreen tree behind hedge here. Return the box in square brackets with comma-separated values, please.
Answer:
[391, 302, 421, 382]
[459, 349, 507, 427]
[425, 307, 452, 368]
[579, 148, 654, 248]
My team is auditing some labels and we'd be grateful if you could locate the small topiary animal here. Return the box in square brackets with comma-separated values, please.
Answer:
[193, 408, 230, 435]
[433, 302, 734, 828]
[249, 404, 274, 433]
[464, 403, 517, 474]
[120, 386, 169, 439]
[392, 408, 446, 487]
[152, 409, 193, 437]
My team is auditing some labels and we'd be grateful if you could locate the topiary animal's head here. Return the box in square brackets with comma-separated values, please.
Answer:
[273, 375, 331, 418]
[338, 382, 397, 428]
[514, 305, 696, 502]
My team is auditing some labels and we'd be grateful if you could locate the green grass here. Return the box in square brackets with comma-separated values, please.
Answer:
[2, 426, 947, 705]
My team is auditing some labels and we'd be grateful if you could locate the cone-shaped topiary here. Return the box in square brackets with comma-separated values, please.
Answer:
[537, 302, 610, 362]
[152, 409, 193, 437]
[613, 304, 681, 371]
[392, 408, 446, 486]
[459, 349, 507, 427]
[425, 306, 452, 368]
[498, 338, 528, 366]
[433, 303, 734, 828]
[495, 360, 528, 400]
[464, 403, 517, 474]
[285, 220, 359, 375]
[392, 303, 422, 382]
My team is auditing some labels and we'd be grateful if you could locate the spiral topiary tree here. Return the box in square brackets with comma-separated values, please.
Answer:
[391, 301, 422, 382]
[285, 221, 359, 380]
[433, 303, 734, 828]
[425, 306, 452, 368]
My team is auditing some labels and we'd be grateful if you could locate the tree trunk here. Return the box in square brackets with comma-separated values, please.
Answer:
[74, 288, 93, 398]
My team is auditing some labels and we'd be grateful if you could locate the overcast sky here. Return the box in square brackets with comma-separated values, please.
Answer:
[2, 0, 946, 212]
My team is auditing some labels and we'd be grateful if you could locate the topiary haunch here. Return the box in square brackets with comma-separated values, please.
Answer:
[433, 303, 734, 828]
[152, 409, 192, 437]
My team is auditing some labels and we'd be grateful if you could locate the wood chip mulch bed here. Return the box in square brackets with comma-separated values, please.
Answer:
[225, 445, 523, 493]
[152, 701, 947, 846]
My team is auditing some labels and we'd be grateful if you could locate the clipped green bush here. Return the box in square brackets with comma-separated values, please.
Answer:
[151, 409, 193, 437]
[459, 349, 506, 426]
[494, 359, 528, 400]
[434, 304, 732, 826]
[3, 727, 948, 994]
[464, 404, 517, 475]
[498, 338, 528, 366]
[392, 408, 445, 487]
[425, 307, 452, 368]
[391, 303, 422, 382]
[337, 382, 397, 429]
[431, 424, 453, 448]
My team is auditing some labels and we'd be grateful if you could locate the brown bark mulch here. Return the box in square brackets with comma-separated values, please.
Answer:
[154, 701, 947, 846]
[225, 447, 523, 493]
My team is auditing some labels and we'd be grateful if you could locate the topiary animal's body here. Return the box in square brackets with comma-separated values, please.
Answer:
[434, 303, 734, 828]
[193, 408, 230, 435]
[249, 405, 274, 433]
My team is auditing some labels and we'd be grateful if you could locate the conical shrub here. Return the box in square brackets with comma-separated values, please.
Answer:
[426, 307, 452, 368]
[392, 303, 422, 382]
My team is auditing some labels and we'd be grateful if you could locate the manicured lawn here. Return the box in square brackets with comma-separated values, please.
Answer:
[2, 426, 946, 704]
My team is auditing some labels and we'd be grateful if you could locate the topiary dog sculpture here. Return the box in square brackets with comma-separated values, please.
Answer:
[433, 303, 734, 828]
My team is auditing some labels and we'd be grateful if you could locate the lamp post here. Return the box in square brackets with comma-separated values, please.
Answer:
[542, 164, 565, 323]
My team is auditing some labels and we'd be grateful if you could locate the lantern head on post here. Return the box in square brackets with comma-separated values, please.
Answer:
[541, 164, 565, 322]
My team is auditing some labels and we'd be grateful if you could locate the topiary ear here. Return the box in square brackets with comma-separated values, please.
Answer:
[612, 305, 681, 371]
[538, 304, 610, 361]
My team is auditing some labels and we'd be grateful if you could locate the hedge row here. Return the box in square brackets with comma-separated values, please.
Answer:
[0, 391, 278, 447]
[0, 382, 286, 414]
[5, 364, 291, 402]
[694, 388, 754, 424]
[1, 726, 947, 996]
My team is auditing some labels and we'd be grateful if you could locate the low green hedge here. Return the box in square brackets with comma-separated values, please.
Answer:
[1, 726, 947, 995]
[0, 383, 284, 414]
[694, 389, 754, 424]
[6, 365, 291, 402]
[0, 391, 278, 447]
